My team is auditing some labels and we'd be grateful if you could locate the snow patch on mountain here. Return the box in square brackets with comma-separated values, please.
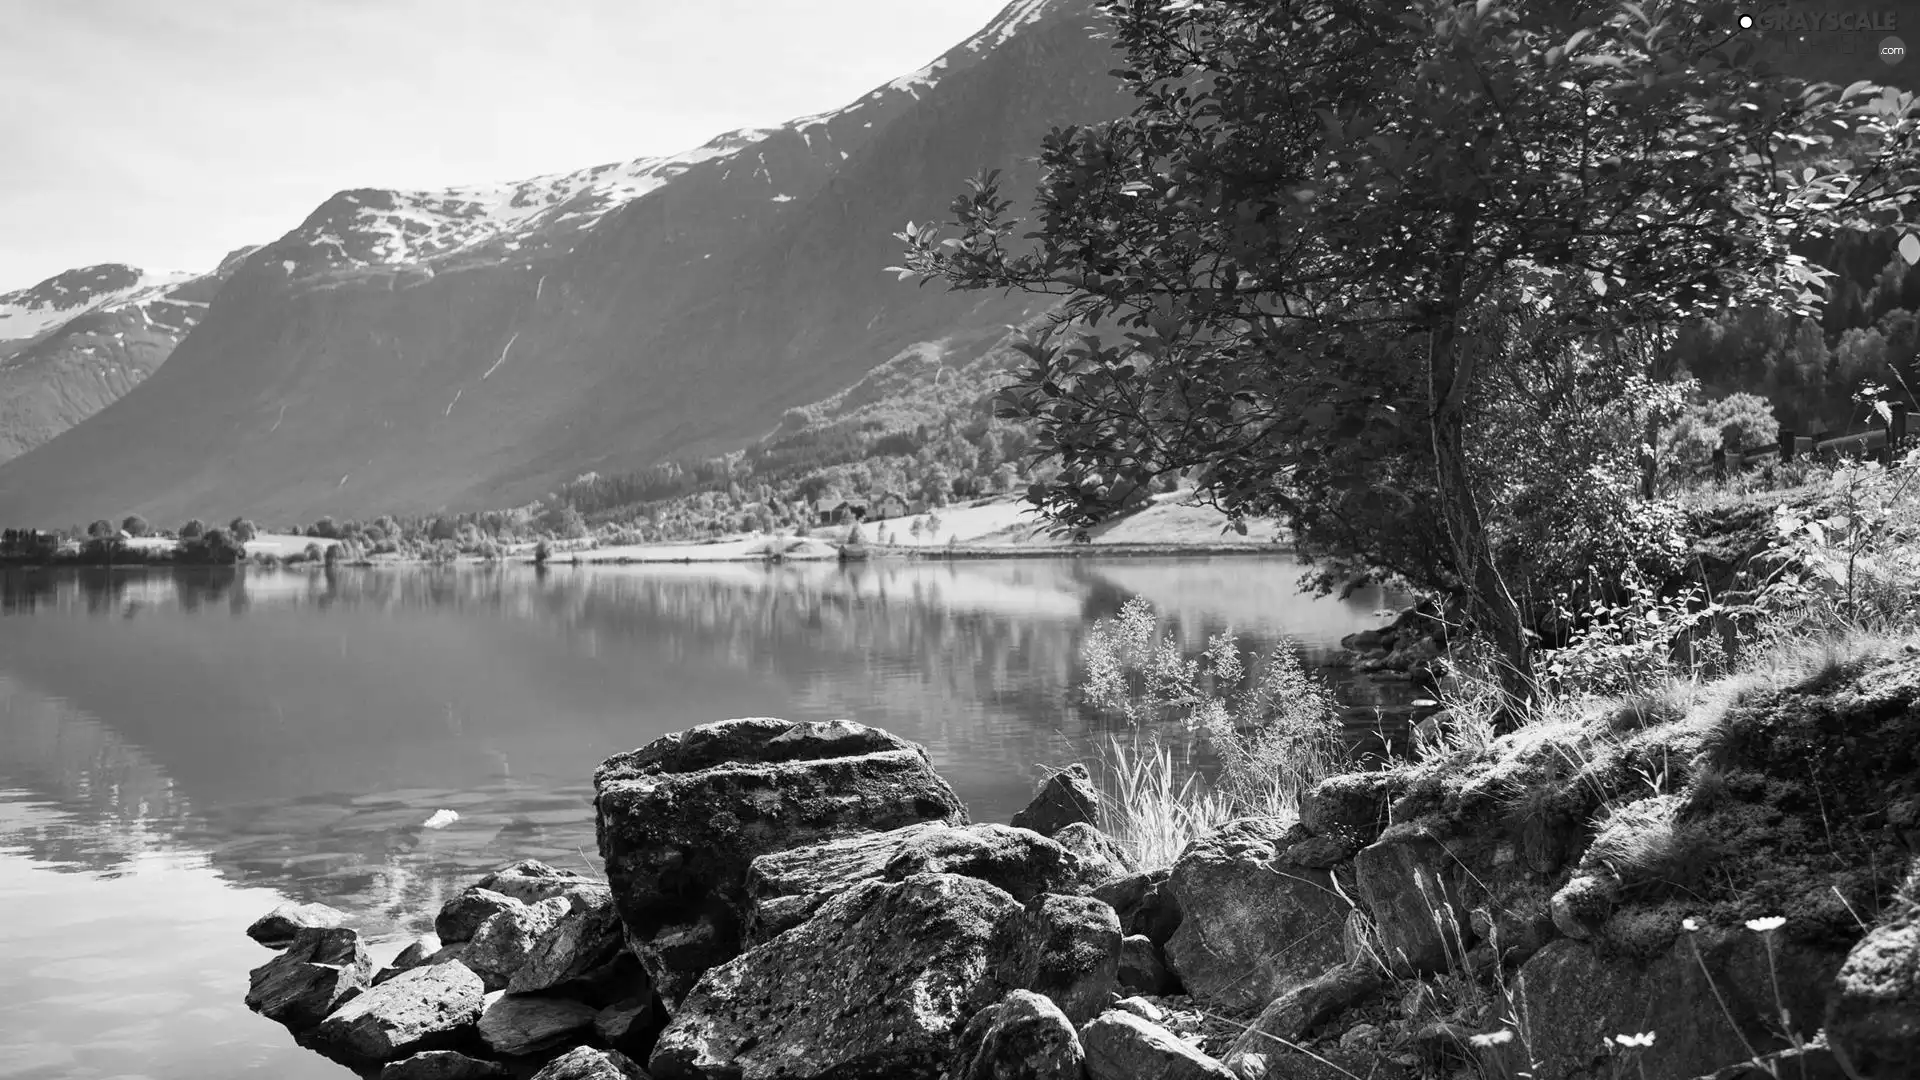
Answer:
[0, 265, 197, 344]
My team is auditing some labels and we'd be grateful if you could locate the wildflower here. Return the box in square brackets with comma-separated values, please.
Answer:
[1613, 1032, 1657, 1048]
[1746, 916, 1786, 932]
[1682, 917, 1699, 931]
[1469, 1030, 1515, 1048]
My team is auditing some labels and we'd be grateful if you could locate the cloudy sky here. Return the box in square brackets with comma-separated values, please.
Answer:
[0, 0, 1013, 287]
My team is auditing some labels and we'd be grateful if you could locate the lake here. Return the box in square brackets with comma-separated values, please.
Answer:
[0, 557, 1408, 1080]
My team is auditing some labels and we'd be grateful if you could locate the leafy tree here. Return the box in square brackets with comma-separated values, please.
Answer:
[229, 518, 257, 542]
[1657, 391, 1779, 478]
[307, 517, 340, 540]
[898, 0, 1920, 719]
[178, 519, 206, 541]
[429, 516, 458, 542]
[87, 520, 115, 539]
[121, 514, 148, 538]
[176, 526, 244, 565]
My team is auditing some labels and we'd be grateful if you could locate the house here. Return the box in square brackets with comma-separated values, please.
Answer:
[870, 492, 911, 521]
[822, 500, 869, 525]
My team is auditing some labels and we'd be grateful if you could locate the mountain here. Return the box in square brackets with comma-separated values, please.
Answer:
[0, 0, 1124, 529]
[0, 250, 259, 465]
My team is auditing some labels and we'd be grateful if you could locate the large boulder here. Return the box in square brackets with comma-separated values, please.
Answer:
[245, 926, 373, 1032]
[1219, 963, 1383, 1074]
[378, 1051, 510, 1080]
[473, 860, 596, 904]
[530, 1047, 651, 1080]
[1093, 868, 1181, 945]
[594, 718, 968, 1004]
[1117, 934, 1178, 996]
[1050, 822, 1136, 888]
[1079, 1009, 1237, 1080]
[1352, 831, 1473, 975]
[307, 961, 487, 1069]
[464, 896, 571, 991]
[947, 989, 1086, 1080]
[507, 885, 626, 993]
[594, 994, 665, 1059]
[435, 888, 524, 946]
[1298, 772, 1400, 848]
[741, 821, 1096, 945]
[1010, 764, 1100, 837]
[373, 935, 442, 986]
[477, 991, 600, 1058]
[1162, 818, 1349, 1011]
[1826, 914, 1920, 1078]
[648, 873, 1119, 1080]
[247, 901, 350, 948]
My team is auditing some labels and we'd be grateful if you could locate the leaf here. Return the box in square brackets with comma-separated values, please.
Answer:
[1900, 233, 1920, 266]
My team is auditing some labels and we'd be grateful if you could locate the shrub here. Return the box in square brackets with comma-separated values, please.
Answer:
[1657, 392, 1778, 480]
[303, 541, 324, 563]
[533, 540, 552, 565]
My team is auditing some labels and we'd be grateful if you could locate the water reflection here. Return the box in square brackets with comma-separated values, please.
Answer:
[0, 558, 1406, 1079]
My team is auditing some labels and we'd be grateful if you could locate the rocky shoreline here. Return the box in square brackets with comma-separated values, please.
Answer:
[244, 662, 1920, 1080]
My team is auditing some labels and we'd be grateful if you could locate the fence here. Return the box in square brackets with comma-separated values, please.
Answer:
[1711, 402, 1910, 474]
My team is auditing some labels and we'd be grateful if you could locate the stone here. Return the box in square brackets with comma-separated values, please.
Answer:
[1112, 996, 1168, 1024]
[1339, 1023, 1382, 1050]
[1826, 914, 1920, 1078]
[307, 960, 487, 1068]
[1220, 963, 1382, 1072]
[247, 900, 350, 948]
[244, 925, 372, 1032]
[507, 886, 626, 993]
[1050, 821, 1136, 887]
[529, 1046, 651, 1080]
[464, 896, 570, 991]
[1278, 834, 1351, 870]
[1517, 933, 1846, 1080]
[1093, 867, 1181, 945]
[1232, 1048, 1389, 1080]
[473, 860, 597, 905]
[595, 717, 968, 1005]
[373, 934, 441, 986]
[477, 991, 599, 1057]
[1548, 874, 1617, 942]
[594, 994, 664, 1059]
[947, 989, 1086, 1080]
[1162, 818, 1349, 1011]
[648, 873, 1119, 1080]
[1298, 772, 1401, 846]
[1352, 832, 1472, 974]
[742, 821, 1096, 945]
[435, 888, 524, 945]
[1118, 934, 1178, 995]
[1009, 763, 1100, 837]
[378, 1051, 510, 1080]
[1080, 1009, 1237, 1080]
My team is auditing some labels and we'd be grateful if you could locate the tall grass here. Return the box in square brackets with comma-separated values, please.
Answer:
[1081, 597, 1345, 867]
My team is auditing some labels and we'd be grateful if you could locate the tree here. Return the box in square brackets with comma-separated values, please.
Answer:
[898, 0, 1920, 722]
[121, 514, 148, 538]
[177, 526, 244, 565]
[87, 520, 115, 539]
[229, 518, 257, 542]
[178, 519, 206, 541]
[307, 517, 340, 540]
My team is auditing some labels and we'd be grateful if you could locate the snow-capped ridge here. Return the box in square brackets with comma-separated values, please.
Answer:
[0, 265, 198, 344]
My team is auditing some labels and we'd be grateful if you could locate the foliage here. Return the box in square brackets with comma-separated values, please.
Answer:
[228, 518, 257, 542]
[177, 518, 205, 541]
[175, 526, 244, 565]
[898, 0, 1920, 721]
[1656, 391, 1780, 479]
[120, 514, 147, 537]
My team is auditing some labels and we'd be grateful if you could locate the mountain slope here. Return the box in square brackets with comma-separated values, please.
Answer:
[0, 0, 1125, 528]
[0, 251, 258, 465]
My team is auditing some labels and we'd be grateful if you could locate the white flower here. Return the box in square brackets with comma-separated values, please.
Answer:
[1469, 1030, 1516, 1048]
[1746, 916, 1786, 932]
[1613, 1032, 1657, 1048]
[1682, 917, 1700, 931]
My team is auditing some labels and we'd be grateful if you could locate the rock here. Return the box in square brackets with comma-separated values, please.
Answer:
[373, 934, 441, 986]
[248, 901, 351, 948]
[1278, 834, 1351, 869]
[1080, 1009, 1236, 1080]
[1050, 821, 1136, 887]
[244, 926, 372, 1032]
[1232, 1048, 1388, 1080]
[1118, 934, 1178, 995]
[1162, 818, 1349, 1010]
[1010, 764, 1100, 837]
[378, 1050, 510, 1080]
[1339, 1023, 1382, 1050]
[477, 991, 599, 1057]
[594, 994, 664, 1059]
[464, 896, 571, 991]
[1352, 832, 1472, 974]
[1826, 914, 1920, 1078]
[1093, 868, 1181, 945]
[648, 873, 1119, 1079]
[1111, 996, 1167, 1023]
[309, 961, 488, 1068]
[1549, 874, 1617, 942]
[436, 888, 524, 946]
[595, 717, 968, 1004]
[507, 886, 626, 993]
[947, 989, 1086, 1080]
[529, 1046, 651, 1080]
[1298, 772, 1400, 846]
[472, 860, 597, 906]
[1518, 933, 1846, 1080]
[1221, 963, 1382, 1071]
[741, 821, 1096, 945]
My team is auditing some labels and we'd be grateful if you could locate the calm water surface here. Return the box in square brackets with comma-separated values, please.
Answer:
[0, 558, 1406, 1079]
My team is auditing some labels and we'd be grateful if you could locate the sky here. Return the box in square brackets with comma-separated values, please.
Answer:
[0, 0, 1015, 288]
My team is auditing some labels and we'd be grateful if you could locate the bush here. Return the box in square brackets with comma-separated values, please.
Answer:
[1657, 392, 1778, 480]
[533, 540, 552, 565]
[303, 541, 324, 563]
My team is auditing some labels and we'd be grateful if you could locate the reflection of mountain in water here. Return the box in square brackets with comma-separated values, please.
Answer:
[0, 559, 1409, 931]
